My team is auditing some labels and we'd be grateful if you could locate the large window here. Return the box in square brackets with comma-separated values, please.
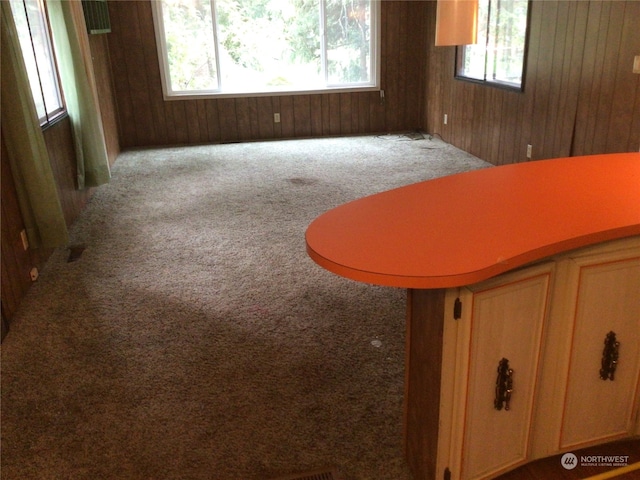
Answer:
[9, 0, 65, 125]
[456, 0, 530, 90]
[151, 0, 379, 98]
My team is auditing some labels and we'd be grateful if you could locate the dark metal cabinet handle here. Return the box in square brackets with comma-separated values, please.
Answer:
[494, 358, 514, 411]
[600, 331, 620, 381]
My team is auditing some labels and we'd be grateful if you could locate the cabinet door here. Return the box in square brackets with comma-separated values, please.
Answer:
[442, 264, 553, 480]
[559, 254, 640, 450]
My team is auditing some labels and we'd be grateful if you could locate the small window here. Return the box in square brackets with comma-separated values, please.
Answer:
[10, 0, 65, 126]
[151, 0, 380, 98]
[456, 0, 530, 90]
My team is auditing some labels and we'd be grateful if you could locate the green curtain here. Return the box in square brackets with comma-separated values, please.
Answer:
[47, 0, 111, 189]
[1, 2, 69, 248]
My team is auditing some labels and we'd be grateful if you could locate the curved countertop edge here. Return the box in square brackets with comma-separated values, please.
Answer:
[305, 153, 640, 289]
[306, 216, 640, 290]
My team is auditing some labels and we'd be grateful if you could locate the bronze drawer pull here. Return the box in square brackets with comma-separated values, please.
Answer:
[600, 331, 620, 381]
[494, 358, 514, 411]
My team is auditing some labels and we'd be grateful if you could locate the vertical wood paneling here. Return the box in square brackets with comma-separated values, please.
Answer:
[88, 34, 120, 164]
[136, 0, 166, 146]
[424, 0, 640, 165]
[172, 101, 190, 144]
[163, 101, 178, 144]
[369, 90, 385, 133]
[590, 2, 624, 154]
[357, 93, 369, 133]
[1, 136, 35, 321]
[1, 118, 91, 328]
[405, 289, 446, 480]
[279, 96, 295, 138]
[106, 1, 135, 147]
[218, 98, 238, 142]
[106, 1, 426, 148]
[119, 2, 154, 145]
[2, 6, 120, 332]
[45, 119, 91, 225]
[106, 0, 637, 156]
[310, 95, 323, 136]
[610, 1, 640, 152]
[185, 101, 202, 144]
[248, 97, 260, 139]
[383, 1, 400, 132]
[551, 1, 581, 158]
[196, 100, 209, 142]
[293, 95, 312, 137]
[339, 93, 352, 134]
[272, 96, 282, 138]
[518, 0, 543, 161]
[257, 96, 275, 139]
[328, 93, 341, 135]
[529, 0, 558, 161]
[235, 97, 252, 141]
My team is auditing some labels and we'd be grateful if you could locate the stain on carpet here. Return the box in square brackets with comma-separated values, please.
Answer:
[288, 177, 318, 186]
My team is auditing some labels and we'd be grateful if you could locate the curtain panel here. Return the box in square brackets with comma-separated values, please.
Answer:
[1, 2, 69, 248]
[47, 0, 111, 189]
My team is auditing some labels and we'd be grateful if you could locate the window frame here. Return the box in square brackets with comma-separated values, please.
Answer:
[10, 0, 67, 127]
[455, 0, 531, 92]
[150, 0, 381, 100]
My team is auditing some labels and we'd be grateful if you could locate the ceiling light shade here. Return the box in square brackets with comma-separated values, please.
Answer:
[435, 0, 479, 46]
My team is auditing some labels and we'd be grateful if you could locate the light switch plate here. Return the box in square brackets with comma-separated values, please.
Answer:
[633, 55, 640, 74]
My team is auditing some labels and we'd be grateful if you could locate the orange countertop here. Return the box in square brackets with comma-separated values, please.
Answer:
[305, 153, 640, 289]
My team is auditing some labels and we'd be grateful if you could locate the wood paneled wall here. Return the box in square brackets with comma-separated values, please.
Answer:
[1, 119, 87, 329]
[90, 33, 121, 165]
[1, 135, 45, 331]
[1, 30, 120, 336]
[106, 1, 428, 148]
[424, 0, 640, 165]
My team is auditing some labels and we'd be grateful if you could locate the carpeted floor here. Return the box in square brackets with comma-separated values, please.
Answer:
[1, 134, 491, 480]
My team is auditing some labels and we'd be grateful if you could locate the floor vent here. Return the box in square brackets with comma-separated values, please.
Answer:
[67, 244, 86, 263]
[269, 466, 344, 480]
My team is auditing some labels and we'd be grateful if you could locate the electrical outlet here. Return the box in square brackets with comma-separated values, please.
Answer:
[274, 113, 281, 123]
[634, 55, 640, 74]
[526, 144, 533, 159]
[30, 267, 39, 281]
[444, 114, 448, 125]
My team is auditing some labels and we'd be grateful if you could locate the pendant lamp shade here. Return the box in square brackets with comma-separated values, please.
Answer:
[435, 0, 479, 46]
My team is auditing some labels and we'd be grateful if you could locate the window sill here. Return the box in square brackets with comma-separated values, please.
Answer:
[41, 111, 69, 131]
[454, 75, 524, 93]
[161, 85, 381, 101]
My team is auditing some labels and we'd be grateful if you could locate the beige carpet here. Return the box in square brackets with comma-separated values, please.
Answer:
[1, 134, 491, 480]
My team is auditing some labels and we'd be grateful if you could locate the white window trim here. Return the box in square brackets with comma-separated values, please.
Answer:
[10, 0, 66, 126]
[150, 0, 381, 100]
[455, 0, 530, 92]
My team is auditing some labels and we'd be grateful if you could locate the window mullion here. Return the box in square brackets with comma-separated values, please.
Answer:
[320, 0, 328, 86]
[483, 0, 493, 82]
[21, 0, 50, 123]
[210, 0, 222, 91]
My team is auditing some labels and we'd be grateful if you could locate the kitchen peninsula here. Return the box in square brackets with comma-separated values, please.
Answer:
[306, 153, 640, 480]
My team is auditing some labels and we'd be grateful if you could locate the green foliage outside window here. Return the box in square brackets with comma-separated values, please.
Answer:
[156, 0, 376, 95]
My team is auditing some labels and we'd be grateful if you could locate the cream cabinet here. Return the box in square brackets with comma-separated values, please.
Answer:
[532, 238, 640, 459]
[410, 236, 640, 480]
[436, 263, 554, 479]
